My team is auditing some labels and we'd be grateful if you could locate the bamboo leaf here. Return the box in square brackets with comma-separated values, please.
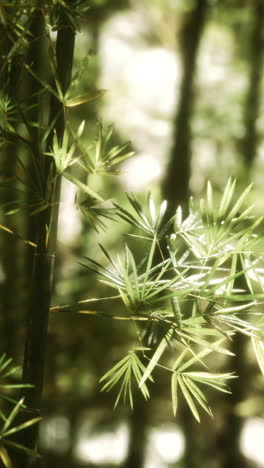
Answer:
[177, 338, 226, 373]
[252, 337, 264, 375]
[183, 376, 212, 417]
[141, 235, 157, 297]
[148, 194, 156, 224]
[171, 372, 178, 416]
[175, 205, 182, 229]
[139, 328, 174, 388]
[2, 398, 24, 433]
[172, 348, 189, 371]
[206, 181, 213, 217]
[125, 245, 139, 302]
[185, 371, 236, 380]
[226, 183, 253, 222]
[0, 445, 12, 468]
[3, 439, 41, 458]
[0, 225, 37, 247]
[65, 90, 107, 107]
[218, 178, 235, 218]
[99, 355, 130, 383]
[226, 253, 237, 296]
[3, 417, 42, 438]
[63, 172, 104, 202]
[178, 374, 200, 422]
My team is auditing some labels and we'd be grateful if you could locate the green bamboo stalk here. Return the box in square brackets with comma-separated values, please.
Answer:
[20, 1, 76, 462]
[23, 3, 47, 285]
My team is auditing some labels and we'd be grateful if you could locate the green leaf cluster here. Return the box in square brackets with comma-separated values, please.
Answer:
[0, 17, 134, 232]
[100, 347, 153, 409]
[62, 179, 264, 420]
[0, 355, 41, 468]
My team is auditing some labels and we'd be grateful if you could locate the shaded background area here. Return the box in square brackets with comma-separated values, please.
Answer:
[1, 0, 264, 467]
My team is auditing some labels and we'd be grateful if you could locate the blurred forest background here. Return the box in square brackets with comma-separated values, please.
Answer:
[1, 0, 264, 467]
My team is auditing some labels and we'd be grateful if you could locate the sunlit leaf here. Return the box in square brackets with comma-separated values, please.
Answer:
[252, 337, 264, 375]
[0, 445, 12, 468]
[171, 372, 178, 416]
[139, 328, 174, 388]
[65, 90, 106, 107]
[178, 374, 200, 422]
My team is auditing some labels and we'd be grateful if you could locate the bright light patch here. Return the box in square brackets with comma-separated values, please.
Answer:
[58, 178, 81, 244]
[240, 418, 264, 466]
[123, 47, 178, 117]
[74, 423, 129, 465]
[98, 11, 180, 187]
[71, 420, 185, 467]
[121, 153, 162, 191]
[146, 424, 185, 467]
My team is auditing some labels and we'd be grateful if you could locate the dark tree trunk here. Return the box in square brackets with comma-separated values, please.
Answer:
[217, 257, 251, 468]
[241, 0, 264, 172]
[123, 397, 149, 468]
[0, 171, 19, 357]
[23, 5, 48, 287]
[162, 0, 209, 218]
[217, 6, 264, 468]
[181, 412, 203, 468]
[217, 335, 249, 468]
[0, 5, 24, 357]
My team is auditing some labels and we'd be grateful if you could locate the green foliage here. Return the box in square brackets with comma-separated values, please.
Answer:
[114, 193, 173, 240]
[100, 347, 153, 409]
[60, 179, 264, 421]
[0, 90, 133, 232]
[0, 0, 133, 224]
[0, 355, 41, 468]
[2, 2, 264, 458]
[77, 123, 135, 176]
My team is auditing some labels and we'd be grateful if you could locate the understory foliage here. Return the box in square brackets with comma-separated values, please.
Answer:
[55, 179, 264, 421]
[0, 354, 41, 467]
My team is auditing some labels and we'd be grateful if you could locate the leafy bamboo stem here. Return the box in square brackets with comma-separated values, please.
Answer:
[21, 1, 76, 461]
[0, 15, 22, 356]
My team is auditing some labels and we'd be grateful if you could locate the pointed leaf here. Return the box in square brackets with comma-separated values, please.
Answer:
[252, 337, 264, 375]
[171, 372, 178, 416]
[178, 374, 200, 422]
[139, 327, 174, 388]
[0, 445, 12, 468]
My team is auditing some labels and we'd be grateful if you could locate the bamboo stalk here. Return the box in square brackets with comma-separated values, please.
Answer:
[20, 1, 76, 462]
[0, 11, 22, 357]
